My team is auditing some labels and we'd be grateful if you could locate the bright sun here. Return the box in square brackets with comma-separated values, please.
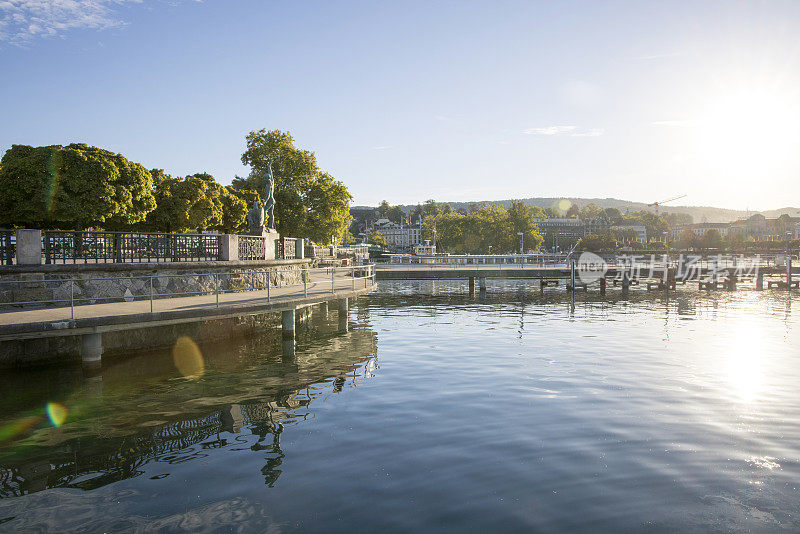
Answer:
[695, 87, 800, 178]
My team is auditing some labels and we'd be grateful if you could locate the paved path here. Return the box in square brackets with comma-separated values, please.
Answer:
[0, 270, 375, 340]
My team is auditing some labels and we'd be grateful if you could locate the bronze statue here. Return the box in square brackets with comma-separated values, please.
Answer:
[246, 199, 265, 235]
[263, 158, 276, 230]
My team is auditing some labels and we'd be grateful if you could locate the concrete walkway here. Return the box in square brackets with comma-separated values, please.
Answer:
[0, 270, 375, 341]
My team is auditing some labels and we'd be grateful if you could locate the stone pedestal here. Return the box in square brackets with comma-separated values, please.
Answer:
[221, 234, 239, 261]
[16, 229, 42, 265]
[263, 230, 280, 260]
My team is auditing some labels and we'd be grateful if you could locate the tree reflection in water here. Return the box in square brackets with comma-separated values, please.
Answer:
[0, 304, 378, 498]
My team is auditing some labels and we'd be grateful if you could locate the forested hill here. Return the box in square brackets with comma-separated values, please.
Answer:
[356, 198, 800, 224]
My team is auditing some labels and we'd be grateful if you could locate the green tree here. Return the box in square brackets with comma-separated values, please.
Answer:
[677, 227, 698, 250]
[624, 210, 668, 241]
[577, 232, 617, 252]
[579, 203, 604, 220]
[234, 129, 353, 244]
[369, 230, 387, 248]
[0, 143, 156, 229]
[701, 228, 723, 250]
[603, 207, 622, 221]
[421, 203, 543, 254]
[143, 171, 246, 233]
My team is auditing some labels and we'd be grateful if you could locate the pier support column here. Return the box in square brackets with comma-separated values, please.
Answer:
[478, 277, 486, 292]
[599, 277, 606, 295]
[81, 333, 103, 368]
[282, 309, 296, 358]
[468, 276, 475, 295]
[788, 256, 793, 289]
[338, 298, 349, 333]
[621, 273, 630, 297]
[756, 272, 764, 290]
[727, 273, 738, 291]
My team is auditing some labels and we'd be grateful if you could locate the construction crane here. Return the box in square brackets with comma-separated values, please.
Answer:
[648, 194, 686, 216]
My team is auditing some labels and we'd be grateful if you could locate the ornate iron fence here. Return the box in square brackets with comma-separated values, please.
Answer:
[43, 231, 222, 264]
[0, 230, 14, 265]
[282, 238, 297, 260]
[238, 235, 266, 261]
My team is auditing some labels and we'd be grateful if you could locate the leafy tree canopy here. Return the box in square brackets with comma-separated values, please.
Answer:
[0, 143, 156, 229]
[369, 230, 387, 248]
[142, 171, 253, 233]
[421, 201, 544, 254]
[233, 129, 353, 244]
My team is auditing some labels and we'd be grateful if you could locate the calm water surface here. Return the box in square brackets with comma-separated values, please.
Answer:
[1, 281, 799, 532]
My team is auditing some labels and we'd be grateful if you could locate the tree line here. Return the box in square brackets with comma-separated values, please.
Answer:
[0, 130, 353, 244]
[368, 198, 693, 253]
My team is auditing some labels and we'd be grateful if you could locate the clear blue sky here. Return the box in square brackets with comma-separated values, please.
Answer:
[2, 0, 799, 210]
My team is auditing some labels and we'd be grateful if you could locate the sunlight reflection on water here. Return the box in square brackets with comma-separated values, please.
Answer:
[0, 281, 798, 532]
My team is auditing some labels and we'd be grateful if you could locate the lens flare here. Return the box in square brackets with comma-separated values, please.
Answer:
[0, 416, 42, 443]
[556, 199, 572, 213]
[46, 402, 68, 427]
[172, 336, 205, 380]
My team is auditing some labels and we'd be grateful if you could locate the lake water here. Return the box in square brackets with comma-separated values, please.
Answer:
[1, 281, 799, 532]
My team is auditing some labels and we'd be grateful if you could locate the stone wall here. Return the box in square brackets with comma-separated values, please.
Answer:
[0, 259, 311, 310]
[0, 312, 283, 367]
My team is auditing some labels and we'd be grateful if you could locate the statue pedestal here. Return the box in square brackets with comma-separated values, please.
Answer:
[262, 229, 280, 260]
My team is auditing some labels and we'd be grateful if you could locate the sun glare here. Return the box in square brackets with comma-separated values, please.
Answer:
[695, 87, 800, 178]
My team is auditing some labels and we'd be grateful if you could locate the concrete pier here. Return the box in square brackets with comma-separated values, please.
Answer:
[282, 309, 296, 358]
[338, 298, 349, 333]
[599, 277, 606, 295]
[81, 332, 103, 368]
[468, 277, 475, 295]
[478, 277, 486, 292]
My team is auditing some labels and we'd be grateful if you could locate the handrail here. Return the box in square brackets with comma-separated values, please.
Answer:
[0, 264, 376, 317]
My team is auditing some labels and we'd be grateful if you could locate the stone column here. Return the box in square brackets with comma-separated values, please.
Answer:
[264, 231, 280, 260]
[81, 332, 103, 369]
[282, 309, 296, 358]
[220, 234, 239, 261]
[15, 229, 42, 265]
[295, 238, 305, 260]
[338, 298, 349, 333]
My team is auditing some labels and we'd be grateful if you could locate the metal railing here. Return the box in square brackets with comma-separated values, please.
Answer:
[0, 264, 376, 318]
[43, 231, 222, 264]
[238, 235, 266, 261]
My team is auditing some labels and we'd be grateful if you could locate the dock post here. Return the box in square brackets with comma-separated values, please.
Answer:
[788, 256, 793, 289]
[756, 272, 764, 290]
[727, 272, 737, 291]
[338, 298, 349, 333]
[282, 309, 296, 358]
[570, 260, 576, 291]
[599, 277, 606, 295]
[81, 333, 103, 369]
[621, 273, 630, 297]
[469, 276, 475, 295]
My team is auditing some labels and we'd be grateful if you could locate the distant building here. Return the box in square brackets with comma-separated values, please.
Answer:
[682, 222, 730, 238]
[371, 218, 422, 251]
[610, 223, 647, 243]
[533, 218, 586, 239]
